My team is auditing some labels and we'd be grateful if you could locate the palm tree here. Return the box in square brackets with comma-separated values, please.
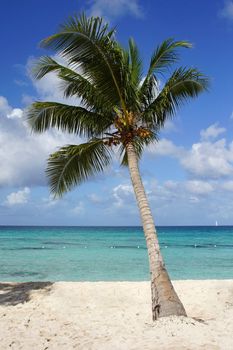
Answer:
[27, 14, 208, 320]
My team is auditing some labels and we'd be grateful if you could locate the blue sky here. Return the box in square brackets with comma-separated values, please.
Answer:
[0, 0, 233, 226]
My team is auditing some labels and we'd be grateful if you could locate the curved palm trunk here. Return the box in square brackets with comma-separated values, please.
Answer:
[126, 142, 187, 320]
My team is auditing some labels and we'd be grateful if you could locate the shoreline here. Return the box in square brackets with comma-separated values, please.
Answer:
[0, 280, 233, 349]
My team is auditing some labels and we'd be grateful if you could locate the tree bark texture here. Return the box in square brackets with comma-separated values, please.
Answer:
[126, 142, 187, 320]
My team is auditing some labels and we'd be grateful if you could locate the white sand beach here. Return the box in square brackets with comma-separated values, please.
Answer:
[0, 280, 233, 350]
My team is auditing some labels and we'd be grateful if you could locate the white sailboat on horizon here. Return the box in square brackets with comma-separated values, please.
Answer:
[215, 220, 218, 226]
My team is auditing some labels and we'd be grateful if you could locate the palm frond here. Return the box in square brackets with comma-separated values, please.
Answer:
[41, 14, 126, 112]
[142, 67, 209, 128]
[147, 39, 191, 76]
[32, 56, 65, 79]
[33, 56, 114, 113]
[119, 38, 142, 112]
[47, 139, 112, 196]
[140, 74, 160, 108]
[128, 38, 142, 88]
[27, 101, 112, 137]
[140, 39, 192, 101]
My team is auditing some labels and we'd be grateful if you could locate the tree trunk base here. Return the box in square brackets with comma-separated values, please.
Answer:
[151, 266, 187, 320]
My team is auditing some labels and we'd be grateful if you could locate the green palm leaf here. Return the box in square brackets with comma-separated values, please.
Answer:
[120, 39, 142, 112]
[32, 56, 114, 113]
[140, 39, 192, 102]
[47, 139, 112, 196]
[41, 14, 126, 112]
[142, 67, 209, 128]
[28, 102, 112, 137]
[128, 38, 142, 88]
[147, 38, 192, 76]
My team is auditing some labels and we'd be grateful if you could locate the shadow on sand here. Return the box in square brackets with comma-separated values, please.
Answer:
[0, 282, 53, 306]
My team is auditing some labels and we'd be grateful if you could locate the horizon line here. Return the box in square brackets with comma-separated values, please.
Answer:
[0, 225, 232, 228]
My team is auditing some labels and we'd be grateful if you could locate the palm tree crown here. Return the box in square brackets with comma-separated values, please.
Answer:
[27, 14, 208, 197]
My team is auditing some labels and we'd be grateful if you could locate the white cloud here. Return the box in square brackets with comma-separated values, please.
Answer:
[220, 1, 233, 20]
[104, 179, 224, 225]
[5, 187, 30, 206]
[221, 181, 233, 191]
[112, 183, 134, 207]
[0, 96, 23, 120]
[90, 176, 233, 225]
[87, 193, 103, 204]
[42, 194, 59, 207]
[164, 180, 178, 190]
[7, 108, 23, 119]
[0, 96, 10, 114]
[180, 139, 233, 178]
[157, 180, 214, 198]
[72, 201, 85, 215]
[88, 0, 143, 19]
[31, 70, 64, 102]
[0, 55, 82, 188]
[147, 138, 183, 157]
[146, 179, 233, 224]
[0, 96, 77, 187]
[184, 180, 214, 195]
[147, 126, 233, 179]
[200, 123, 226, 140]
[0, 97, 15, 115]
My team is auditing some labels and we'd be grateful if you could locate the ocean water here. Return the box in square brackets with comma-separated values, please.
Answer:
[0, 226, 233, 282]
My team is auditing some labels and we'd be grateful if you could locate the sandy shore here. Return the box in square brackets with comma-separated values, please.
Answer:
[0, 280, 233, 350]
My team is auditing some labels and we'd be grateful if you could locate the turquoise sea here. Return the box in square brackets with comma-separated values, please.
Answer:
[0, 226, 233, 281]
